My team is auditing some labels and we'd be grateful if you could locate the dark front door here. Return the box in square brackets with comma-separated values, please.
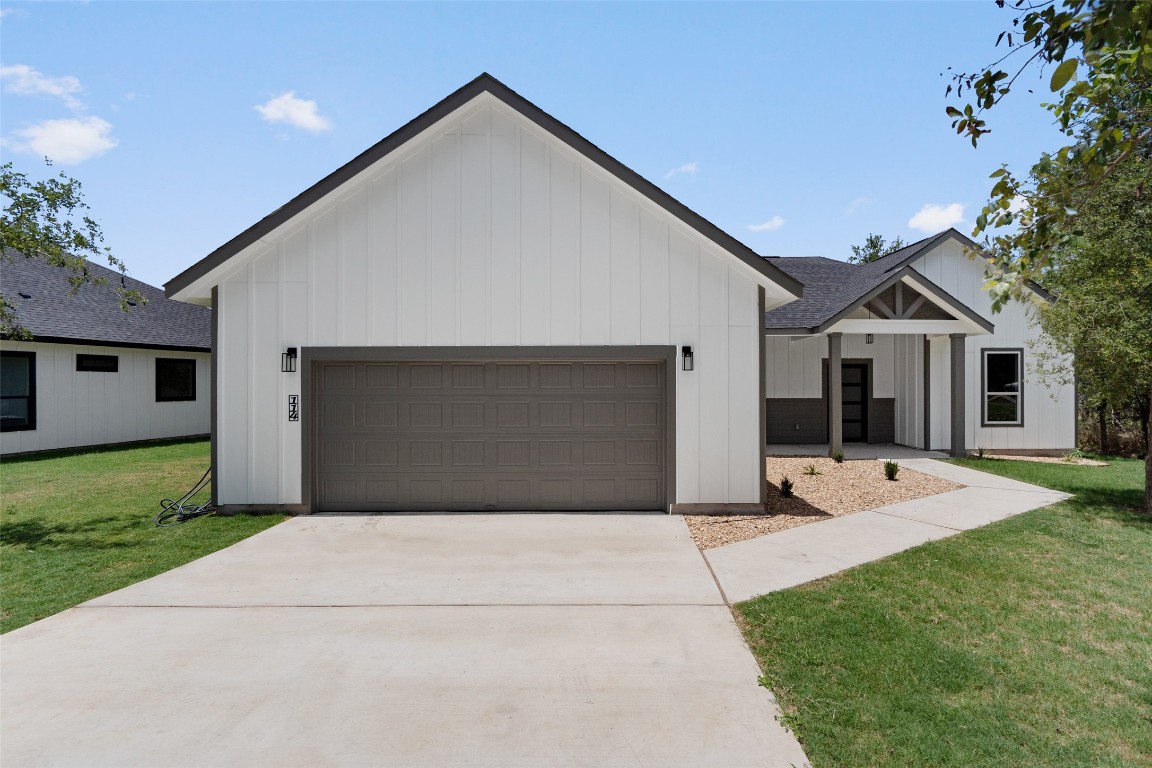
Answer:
[841, 364, 868, 442]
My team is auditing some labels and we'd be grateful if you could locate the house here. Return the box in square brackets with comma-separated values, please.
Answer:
[164, 74, 1074, 514]
[761, 232, 1075, 457]
[0, 255, 211, 455]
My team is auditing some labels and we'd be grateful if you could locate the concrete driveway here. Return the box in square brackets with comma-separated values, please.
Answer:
[1, 514, 810, 767]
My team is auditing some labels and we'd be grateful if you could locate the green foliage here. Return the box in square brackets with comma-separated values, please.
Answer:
[884, 460, 900, 481]
[779, 476, 794, 498]
[802, 464, 822, 476]
[831, 449, 845, 464]
[1030, 155, 1152, 406]
[738, 459, 1150, 767]
[848, 233, 906, 264]
[945, 0, 1152, 307]
[1025, 153, 1152, 511]
[0, 161, 145, 337]
[0, 440, 284, 632]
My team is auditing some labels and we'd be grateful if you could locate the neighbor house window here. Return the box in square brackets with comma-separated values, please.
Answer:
[1, 351, 36, 432]
[983, 349, 1023, 425]
[156, 358, 196, 402]
[77, 353, 119, 373]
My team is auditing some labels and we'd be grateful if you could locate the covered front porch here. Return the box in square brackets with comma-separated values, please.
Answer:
[764, 443, 949, 460]
[762, 270, 995, 457]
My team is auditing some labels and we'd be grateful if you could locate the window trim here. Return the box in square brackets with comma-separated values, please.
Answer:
[981, 348, 1024, 427]
[76, 353, 119, 373]
[155, 357, 197, 403]
[1, 351, 37, 432]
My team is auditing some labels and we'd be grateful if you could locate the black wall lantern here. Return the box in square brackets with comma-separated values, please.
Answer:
[281, 347, 298, 373]
[681, 345, 694, 372]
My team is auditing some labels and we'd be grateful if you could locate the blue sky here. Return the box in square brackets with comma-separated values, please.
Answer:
[1, 1, 1063, 288]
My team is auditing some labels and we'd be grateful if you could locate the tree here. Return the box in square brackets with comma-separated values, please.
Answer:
[948, 1, 1152, 513]
[0, 161, 144, 339]
[849, 233, 907, 264]
[945, 0, 1152, 307]
[1030, 154, 1152, 513]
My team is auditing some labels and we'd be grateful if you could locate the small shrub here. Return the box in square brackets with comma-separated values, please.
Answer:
[779, 476, 794, 498]
[803, 464, 822, 476]
[884, 460, 900, 481]
[831, 450, 845, 463]
[1063, 449, 1086, 462]
[975, 446, 986, 459]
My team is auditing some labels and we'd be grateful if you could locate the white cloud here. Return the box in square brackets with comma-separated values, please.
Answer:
[2, 116, 118, 164]
[747, 216, 785, 232]
[1007, 196, 1030, 214]
[0, 64, 83, 110]
[664, 161, 697, 179]
[255, 91, 332, 133]
[907, 203, 966, 233]
[844, 196, 871, 216]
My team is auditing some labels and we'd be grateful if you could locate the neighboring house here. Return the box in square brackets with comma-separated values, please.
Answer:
[164, 74, 1074, 514]
[0, 255, 211, 456]
[762, 231, 1075, 456]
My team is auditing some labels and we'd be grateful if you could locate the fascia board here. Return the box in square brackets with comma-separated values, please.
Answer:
[823, 318, 992, 336]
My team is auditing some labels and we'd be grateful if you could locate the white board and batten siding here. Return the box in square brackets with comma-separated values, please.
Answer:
[763, 334, 898, 400]
[213, 94, 786, 507]
[916, 238, 1075, 452]
[761, 236, 1074, 451]
[0, 340, 210, 455]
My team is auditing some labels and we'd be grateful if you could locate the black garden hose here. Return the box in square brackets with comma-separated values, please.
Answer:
[155, 467, 215, 526]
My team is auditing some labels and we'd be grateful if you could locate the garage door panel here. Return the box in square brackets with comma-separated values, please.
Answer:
[320, 435, 663, 473]
[315, 359, 666, 511]
[364, 364, 398, 388]
[364, 402, 398, 427]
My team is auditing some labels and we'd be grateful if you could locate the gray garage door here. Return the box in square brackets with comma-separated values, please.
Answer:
[314, 359, 667, 511]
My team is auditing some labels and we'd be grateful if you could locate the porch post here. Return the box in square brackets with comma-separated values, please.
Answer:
[950, 333, 966, 457]
[828, 332, 843, 456]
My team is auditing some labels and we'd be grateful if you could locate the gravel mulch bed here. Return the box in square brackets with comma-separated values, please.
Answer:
[686, 457, 964, 550]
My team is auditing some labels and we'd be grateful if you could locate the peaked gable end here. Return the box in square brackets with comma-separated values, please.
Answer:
[166, 74, 802, 302]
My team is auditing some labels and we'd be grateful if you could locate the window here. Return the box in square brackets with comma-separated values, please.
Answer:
[1, 351, 36, 432]
[983, 349, 1023, 426]
[77, 353, 119, 373]
[156, 358, 196, 402]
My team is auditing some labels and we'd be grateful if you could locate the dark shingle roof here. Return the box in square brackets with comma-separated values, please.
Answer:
[1, 254, 210, 350]
[762, 230, 964, 331]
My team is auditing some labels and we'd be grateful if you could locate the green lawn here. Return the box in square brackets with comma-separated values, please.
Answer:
[737, 457, 1151, 768]
[0, 439, 285, 633]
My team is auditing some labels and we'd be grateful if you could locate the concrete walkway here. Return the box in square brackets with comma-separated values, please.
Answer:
[1, 514, 811, 768]
[705, 459, 1070, 602]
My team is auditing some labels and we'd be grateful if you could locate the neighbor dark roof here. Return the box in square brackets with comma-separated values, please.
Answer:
[1, 254, 211, 351]
[761, 229, 993, 332]
[165, 73, 803, 300]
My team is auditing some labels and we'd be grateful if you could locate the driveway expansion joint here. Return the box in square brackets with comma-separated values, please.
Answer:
[871, 509, 966, 532]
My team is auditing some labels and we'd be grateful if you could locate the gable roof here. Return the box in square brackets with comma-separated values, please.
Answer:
[762, 229, 995, 333]
[165, 73, 804, 300]
[1, 254, 210, 351]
